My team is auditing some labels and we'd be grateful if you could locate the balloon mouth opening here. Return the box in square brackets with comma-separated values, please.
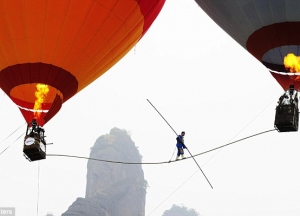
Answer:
[17, 105, 49, 114]
[268, 68, 300, 76]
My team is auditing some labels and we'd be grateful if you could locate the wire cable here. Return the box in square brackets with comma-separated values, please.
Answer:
[47, 128, 275, 164]
[147, 169, 199, 216]
[193, 129, 276, 158]
[195, 96, 278, 168]
[0, 132, 25, 156]
[0, 122, 26, 156]
[0, 123, 25, 146]
[37, 161, 40, 216]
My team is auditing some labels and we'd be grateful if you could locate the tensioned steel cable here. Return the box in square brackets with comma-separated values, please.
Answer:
[47, 128, 276, 164]
[37, 162, 40, 216]
[0, 132, 25, 156]
[0, 123, 26, 146]
[147, 169, 199, 216]
[197, 96, 278, 167]
[193, 129, 276, 157]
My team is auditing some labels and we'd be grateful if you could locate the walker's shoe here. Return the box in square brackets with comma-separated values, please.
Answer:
[176, 155, 179, 161]
[181, 154, 186, 159]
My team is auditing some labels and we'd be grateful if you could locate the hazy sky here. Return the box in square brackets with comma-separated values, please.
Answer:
[1, 0, 300, 216]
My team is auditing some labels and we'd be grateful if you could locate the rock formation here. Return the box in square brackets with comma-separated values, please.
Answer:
[62, 128, 147, 216]
[162, 204, 200, 216]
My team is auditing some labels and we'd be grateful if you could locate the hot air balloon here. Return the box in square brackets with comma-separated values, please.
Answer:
[0, 0, 165, 161]
[195, 0, 300, 132]
[0, 0, 165, 127]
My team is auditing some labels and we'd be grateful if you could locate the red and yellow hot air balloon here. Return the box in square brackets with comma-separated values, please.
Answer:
[195, 0, 300, 90]
[0, 0, 165, 126]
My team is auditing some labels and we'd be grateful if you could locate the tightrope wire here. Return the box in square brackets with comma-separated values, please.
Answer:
[47, 128, 275, 164]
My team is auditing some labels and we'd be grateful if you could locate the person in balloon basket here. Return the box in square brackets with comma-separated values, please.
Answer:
[176, 131, 186, 160]
[29, 119, 44, 143]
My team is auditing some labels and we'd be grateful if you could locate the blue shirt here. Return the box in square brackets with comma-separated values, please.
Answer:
[176, 135, 184, 148]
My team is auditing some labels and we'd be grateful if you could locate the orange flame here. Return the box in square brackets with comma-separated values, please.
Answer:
[284, 53, 300, 72]
[34, 84, 49, 119]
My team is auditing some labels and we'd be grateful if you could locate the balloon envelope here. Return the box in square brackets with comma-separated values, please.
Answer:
[0, 0, 165, 125]
[195, 0, 300, 90]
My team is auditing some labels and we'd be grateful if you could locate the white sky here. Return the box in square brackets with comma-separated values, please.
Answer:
[1, 0, 300, 216]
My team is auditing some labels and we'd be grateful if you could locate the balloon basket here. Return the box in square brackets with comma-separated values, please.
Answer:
[274, 104, 299, 132]
[23, 136, 46, 162]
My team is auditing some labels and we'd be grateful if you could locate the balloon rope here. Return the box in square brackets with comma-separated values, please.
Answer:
[36, 161, 40, 216]
[0, 132, 25, 156]
[0, 123, 25, 146]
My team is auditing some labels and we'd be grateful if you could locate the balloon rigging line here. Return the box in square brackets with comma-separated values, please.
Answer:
[37, 161, 40, 216]
[146, 99, 213, 189]
[0, 132, 25, 156]
[147, 169, 199, 216]
[0, 122, 26, 156]
[193, 129, 276, 157]
[0, 123, 25, 146]
[226, 95, 278, 142]
[197, 95, 279, 169]
[46, 129, 275, 164]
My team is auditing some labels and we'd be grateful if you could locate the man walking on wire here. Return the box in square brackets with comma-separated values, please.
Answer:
[176, 131, 186, 160]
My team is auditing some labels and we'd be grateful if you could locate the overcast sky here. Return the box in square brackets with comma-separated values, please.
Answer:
[1, 0, 300, 216]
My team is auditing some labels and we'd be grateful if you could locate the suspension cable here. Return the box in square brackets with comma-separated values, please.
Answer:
[37, 162, 40, 216]
[147, 169, 199, 216]
[0, 132, 25, 156]
[0, 123, 25, 146]
[193, 129, 276, 157]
